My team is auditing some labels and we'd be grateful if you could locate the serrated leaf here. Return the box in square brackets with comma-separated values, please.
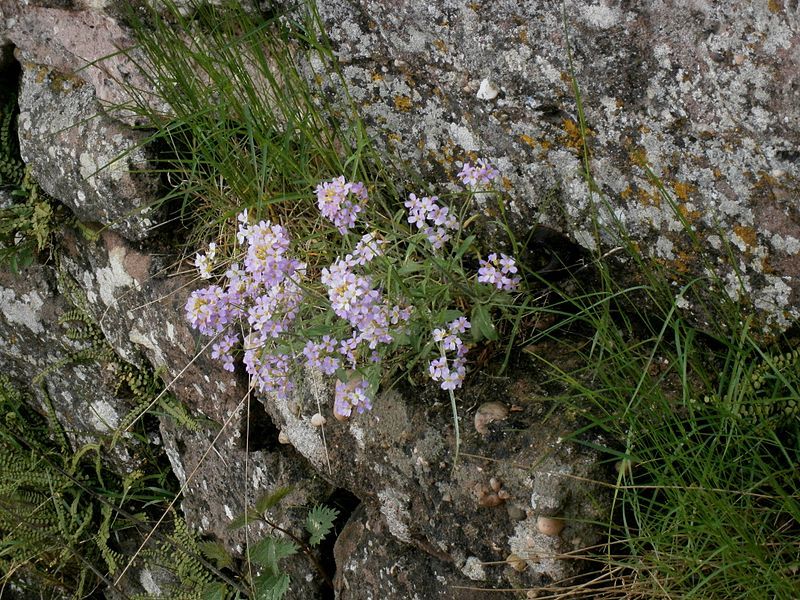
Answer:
[199, 540, 233, 569]
[253, 572, 290, 600]
[201, 581, 229, 600]
[248, 536, 298, 574]
[305, 505, 339, 547]
[228, 510, 262, 531]
[471, 304, 498, 342]
[254, 487, 293, 514]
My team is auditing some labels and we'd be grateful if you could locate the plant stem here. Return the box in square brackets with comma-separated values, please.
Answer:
[261, 515, 334, 589]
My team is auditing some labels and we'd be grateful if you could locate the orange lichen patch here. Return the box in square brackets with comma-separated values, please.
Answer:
[733, 225, 758, 248]
[520, 134, 537, 148]
[768, 0, 783, 13]
[387, 133, 402, 145]
[433, 39, 448, 53]
[638, 124, 651, 134]
[560, 118, 593, 155]
[394, 95, 413, 111]
[637, 187, 660, 207]
[713, 168, 722, 178]
[501, 176, 513, 191]
[518, 29, 529, 43]
[628, 147, 648, 168]
[619, 186, 634, 200]
[672, 181, 694, 201]
[371, 73, 384, 82]
[667, 249, 693, 275]
[677, 203, 701, 222]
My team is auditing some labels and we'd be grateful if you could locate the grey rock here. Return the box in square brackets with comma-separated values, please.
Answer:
[6, 6, 168, 124]
[314, 0, 800, 331]
[17, 63, 160, 241]
[266, 373, 610, 590]
[0, 261, 143, 472]
[334, 504, 500, 599]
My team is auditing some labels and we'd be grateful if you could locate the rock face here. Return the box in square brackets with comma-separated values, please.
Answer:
[17, 64, 160, 241]
[314, 0, 800, 330]
[1, 0, 798, 598]
[266, 376, 609, 590]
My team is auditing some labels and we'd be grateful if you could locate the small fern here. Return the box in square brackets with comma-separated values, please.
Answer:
[0, 89, 23, 187]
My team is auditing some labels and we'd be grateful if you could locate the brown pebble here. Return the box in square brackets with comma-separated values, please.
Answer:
[474, 402, 509, 434]
[479, 493, 504, 508]
[506, 553, 527, 572]
[536, 515, 565, 537]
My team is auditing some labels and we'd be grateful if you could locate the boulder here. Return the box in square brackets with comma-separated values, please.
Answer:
[314, 0, 800, 330]
[265, 372, 610, 591]
[17, 63, 160, 241]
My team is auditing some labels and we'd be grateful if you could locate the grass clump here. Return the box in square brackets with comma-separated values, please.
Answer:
[519, 58, 800, 596]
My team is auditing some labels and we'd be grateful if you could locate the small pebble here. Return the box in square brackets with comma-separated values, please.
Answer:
[536, 515, 565, 537]
[506, 553, 526, 572]
[474, 402, 509, 434]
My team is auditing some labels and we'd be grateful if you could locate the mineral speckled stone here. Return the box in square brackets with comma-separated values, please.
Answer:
[16, 65, 160, 241]
[314, 0, 800, 331]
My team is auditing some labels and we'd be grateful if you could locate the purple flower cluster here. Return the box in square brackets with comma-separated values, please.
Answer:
[315, 176, 368, 234]
[334, 376, 372, 419]
[428, 317, 471, 390]
[404, 193, 459, 250]
[457, 159, 500, 187]
[186, 204, 411, 417]
[320, 254, 412, 364]
[185, 211, 305, 398]
[477, 253, 520, 291]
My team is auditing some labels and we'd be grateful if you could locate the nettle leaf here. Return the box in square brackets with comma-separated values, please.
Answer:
[305, 505, 339, 547]
[471, 304, 498, 342]
[249, 536, 298, 575]
[199, 540, 233, 569]
[201, 581, 230, 600]
[255, 487, 293, 514]
[253, 572, 290, 600]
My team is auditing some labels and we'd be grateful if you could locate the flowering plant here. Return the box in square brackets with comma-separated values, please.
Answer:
[185, 160, 519, 423]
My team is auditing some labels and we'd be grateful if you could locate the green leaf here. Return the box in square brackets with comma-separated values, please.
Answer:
[199, 540, 233, 569]
[304, 325, 334, 337]
[437, 309, 464, 324]
[454, 234, 476, 259]
[398, 261, 424, 275]
[471, 304, 498, 342]
[227, 510, 262, 531]
[254, 487, 293, 514]
[305, 504, 339, 547]
[249, 536, 298, 574]
[253, 572, 290, 600]
[201, 582, 230, 600]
